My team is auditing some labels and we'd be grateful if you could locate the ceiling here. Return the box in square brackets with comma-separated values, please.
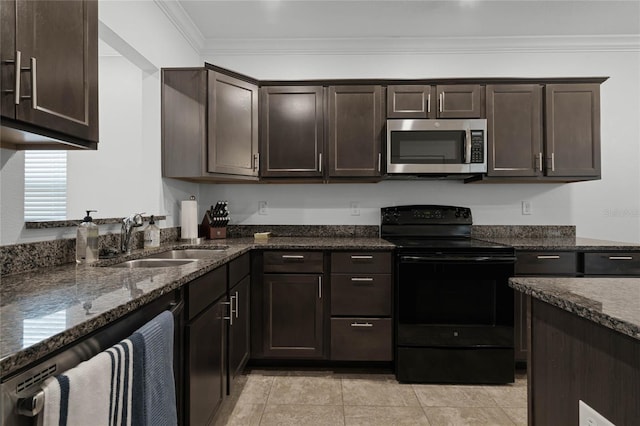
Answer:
[174, 0, 640, 41]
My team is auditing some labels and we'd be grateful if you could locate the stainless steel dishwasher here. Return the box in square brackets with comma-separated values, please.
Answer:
[1, 290, 184, 426]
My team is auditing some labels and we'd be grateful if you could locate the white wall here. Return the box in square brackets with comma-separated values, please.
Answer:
[200, 49, 640, 243]
[0, 1, 201, 244]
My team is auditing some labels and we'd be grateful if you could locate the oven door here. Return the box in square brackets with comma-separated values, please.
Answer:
[396, 253, 515, 348]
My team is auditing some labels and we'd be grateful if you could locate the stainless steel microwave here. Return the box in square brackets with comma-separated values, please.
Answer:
[386, 119, 487, 175]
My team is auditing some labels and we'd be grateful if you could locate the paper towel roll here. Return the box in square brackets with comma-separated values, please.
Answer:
[181, 198, 198, 240]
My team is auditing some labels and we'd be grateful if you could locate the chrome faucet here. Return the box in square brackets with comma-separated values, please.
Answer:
[120, 213, 144, 254]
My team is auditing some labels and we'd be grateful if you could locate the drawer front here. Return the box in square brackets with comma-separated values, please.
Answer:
[331, 251, 392, 274]
[515, 251, 577, 276]
[331, 318, 392, 361]
[263, 251, 324, 273]
[584, 252, 640, 275]
[331, 274, 392, 316]
[188, 265, 227, 320]
[229, 252, 250, 286]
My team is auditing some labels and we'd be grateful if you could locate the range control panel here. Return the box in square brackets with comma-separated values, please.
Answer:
[381, 205, 472, 226]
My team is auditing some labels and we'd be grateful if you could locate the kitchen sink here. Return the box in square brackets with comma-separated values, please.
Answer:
[111, 258, 198, 268]
[145, 248, 229, 259]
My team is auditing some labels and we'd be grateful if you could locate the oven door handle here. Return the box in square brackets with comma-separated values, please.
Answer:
[400, 255, 517, 263]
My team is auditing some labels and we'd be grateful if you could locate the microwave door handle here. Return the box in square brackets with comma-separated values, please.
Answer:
[464, 129, 472, 164]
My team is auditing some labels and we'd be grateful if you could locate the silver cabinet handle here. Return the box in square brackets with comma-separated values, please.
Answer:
[351, 277, 374, 282]
[351, 255, 373, 260]
[222, 299, 233, 325]
[318, 153, 322, 173]
[609, 256, 633, 260]
[351, 322, 373, 327]
[282, 254, 304, 259]
[234, 290, 239, 318]
[439, 93, 443, 113]
[537, 255, 560, 259]
[551, 152, 555, 172]
[378, 152, 381, 172]
[538, 152, 543, 172]
[318, 276, 322, 299]
[13, 50, 21, 105]
[30, 57, 37, 109]
[427, 93, 431, 113]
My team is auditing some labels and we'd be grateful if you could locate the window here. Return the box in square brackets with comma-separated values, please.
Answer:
[24, 151, 67, 221]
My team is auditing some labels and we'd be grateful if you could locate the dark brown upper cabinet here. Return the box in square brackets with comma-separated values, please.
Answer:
[259, 86, 324, 178]
[386, 84, 482, 119]
[486, 84, 543, 177]
[436, 84, 484, 118]
[327, 85, 384, 178]
[387, 85, 432, 118]
[1, 0, 98, 149]
[161, 68, 259, 181]
[545, 84, 601, 178]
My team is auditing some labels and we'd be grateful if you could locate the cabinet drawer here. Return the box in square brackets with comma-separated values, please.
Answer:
[331, 274, 392, 316]
[263, 251, 324, 273]
[187, 265, 227, 320]
[583, 252, 640, 275]
[331, 252, 392, 274]
[229, 252, 250, 286]
[515, 251, 577, 276]
[331, 318, 392, 361]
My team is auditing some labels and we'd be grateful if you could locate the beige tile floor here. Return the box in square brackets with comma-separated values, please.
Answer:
[214, 368, 528, 426]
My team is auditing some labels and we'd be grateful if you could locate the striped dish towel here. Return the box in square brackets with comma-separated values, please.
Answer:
[41, 340, 135, 426]
[40, 310, 176, 426]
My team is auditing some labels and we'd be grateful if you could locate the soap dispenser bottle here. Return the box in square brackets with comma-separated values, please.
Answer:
[144, 215, 161, 248]
[76, 210, 99, 264]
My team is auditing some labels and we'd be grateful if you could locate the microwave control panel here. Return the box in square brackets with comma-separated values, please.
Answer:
[470, 131, 484, 163]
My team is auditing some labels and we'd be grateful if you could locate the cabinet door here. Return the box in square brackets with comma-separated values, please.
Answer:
[327, 85, 384, 177]
[436, 85, 483, 118]
[545, 84, 601, 177]
[208, 71, 258, 177]
[263, 273, 324, 358]
[486, 85, 542, 177]
[228, 275, 250, 393]
[11, 0, 98, 142]
[387, 85, 432, 118]
[260, 86, 324, 177]
[0, 0, 16, 120]
[186, 298, 227, 426]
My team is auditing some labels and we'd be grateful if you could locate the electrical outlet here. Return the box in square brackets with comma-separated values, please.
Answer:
[350, 201, 360, 216]
[579, 401, 615, 426]
[258, 201, 268, 215]
[522, 201, 532, 215]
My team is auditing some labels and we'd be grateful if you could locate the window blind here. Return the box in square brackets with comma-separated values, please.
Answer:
[24, 151, 67, 221]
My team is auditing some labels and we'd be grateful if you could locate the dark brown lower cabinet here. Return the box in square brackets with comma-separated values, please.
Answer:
[185, 297, 227, 426]
[529, 298, 640, 425]
[263, 273, 324, 358]
[330, 318, 392, 361]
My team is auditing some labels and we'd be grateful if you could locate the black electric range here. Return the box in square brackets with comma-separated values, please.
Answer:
[381, 205, 517, 384]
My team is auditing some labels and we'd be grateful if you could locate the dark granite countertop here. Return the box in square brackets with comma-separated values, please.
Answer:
[480, 236, 640, 251]
[509, 277, 640, 341]
[0, 237, 393, 378]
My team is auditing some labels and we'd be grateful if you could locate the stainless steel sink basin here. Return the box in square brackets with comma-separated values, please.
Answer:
[111, 258, 198, 268]
[146, 248, 228, 260]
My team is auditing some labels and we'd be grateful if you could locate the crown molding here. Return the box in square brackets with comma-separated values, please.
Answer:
[201, 35, 640, 56]
[154, 0, 205, 52]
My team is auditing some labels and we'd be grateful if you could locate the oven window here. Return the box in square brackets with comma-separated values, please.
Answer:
[390, 131, 465, 164]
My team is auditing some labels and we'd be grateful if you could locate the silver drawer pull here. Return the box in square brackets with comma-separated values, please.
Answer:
[351, 322, 373, 328]
[608, 256, 633, 260]
[282, 255, 304, 259]
[351, 255, 373, 260]
[351, 277, 374, 282]
[537, 255, 560, 259]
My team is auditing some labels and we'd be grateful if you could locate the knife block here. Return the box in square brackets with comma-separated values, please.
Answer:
[200, 215, 227, 239]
